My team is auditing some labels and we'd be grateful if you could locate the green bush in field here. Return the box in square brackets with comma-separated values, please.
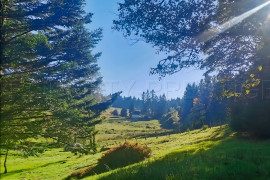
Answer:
[98, 142, 151, 169]
[120, 108, 128, 117]
[230, 101, 270, 138]
[112, 109, 119, 116]
[67, 142, 151, 179]
[202, 125, 209, 130]
[161, 108, 181, 129]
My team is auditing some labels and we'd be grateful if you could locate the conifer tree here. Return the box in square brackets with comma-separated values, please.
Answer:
[0, 0, 117, 172]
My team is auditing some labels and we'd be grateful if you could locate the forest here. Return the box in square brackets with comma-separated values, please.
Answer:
[1, 0, 270, 179]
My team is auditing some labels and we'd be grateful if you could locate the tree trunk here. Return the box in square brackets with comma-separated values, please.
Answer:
[93, 134, 96, 146]
[92, 134, 97, 153]
[89, 135, 92, 147]
[4, 149, 8, 173]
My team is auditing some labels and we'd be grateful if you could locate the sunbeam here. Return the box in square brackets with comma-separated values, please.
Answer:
[197, 0, 270, 43]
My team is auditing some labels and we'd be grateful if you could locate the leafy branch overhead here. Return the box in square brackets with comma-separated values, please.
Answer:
[113, 0, 270, 78]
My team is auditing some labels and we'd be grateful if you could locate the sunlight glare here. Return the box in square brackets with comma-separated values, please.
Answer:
[197, 0, 270, 43]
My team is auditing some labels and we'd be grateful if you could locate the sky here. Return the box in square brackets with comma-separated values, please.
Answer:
[86, 0, 205, 99]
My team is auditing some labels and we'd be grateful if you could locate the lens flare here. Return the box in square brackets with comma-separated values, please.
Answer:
[197, 0, 270, 43]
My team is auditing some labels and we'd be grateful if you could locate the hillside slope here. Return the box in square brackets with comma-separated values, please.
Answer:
[89, 126, 270, 180]
[1, 122, 270, 180]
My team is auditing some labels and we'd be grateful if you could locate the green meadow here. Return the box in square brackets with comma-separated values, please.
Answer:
[1, 115, 270, 180]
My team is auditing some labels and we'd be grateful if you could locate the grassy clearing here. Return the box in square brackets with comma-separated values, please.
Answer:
[0, 116, 166, 180]
[0, 148, 102, 180]
[96, 107, 170, 146]
[101, 108, 122, 118]
[96, 117, 170, 145]
[1, 117, 270, 180]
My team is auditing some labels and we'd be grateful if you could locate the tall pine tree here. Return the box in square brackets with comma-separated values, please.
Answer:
[0, 0, 117, 173]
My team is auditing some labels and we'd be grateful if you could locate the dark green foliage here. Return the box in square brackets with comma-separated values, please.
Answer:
[15, 142, 46, 158]
[202, 125, 209, 130]
[128, 100, 135, 117]
[113, 91, 168, 120]
[113, 0, 270, 79]
[230, 101, 270, 138]
[112, 109, 119, 116]
[113, 0, 270, 138]
[112, 77, 229, 130]
[120, 108, 128, 117]
[113, 0, 217, 77]
[161, 108, 181, 129]
[182, 83, 199, 125]
[187, 98, 206, 129]
[0, 0, 117, 172]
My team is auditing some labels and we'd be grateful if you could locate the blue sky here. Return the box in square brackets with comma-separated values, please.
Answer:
[86, 0, 204, 99]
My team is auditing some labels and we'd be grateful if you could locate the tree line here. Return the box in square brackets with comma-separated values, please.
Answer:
[112, 76, 228, 130]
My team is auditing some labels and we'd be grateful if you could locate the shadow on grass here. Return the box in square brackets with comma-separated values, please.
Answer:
[66, 127, 232, 179]
[96, 132, 270, 180]
[0, 160, 67, 178]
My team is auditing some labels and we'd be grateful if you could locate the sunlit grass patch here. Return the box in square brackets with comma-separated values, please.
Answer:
[92, 127, 270, 180]
[2, 123, 270, 180]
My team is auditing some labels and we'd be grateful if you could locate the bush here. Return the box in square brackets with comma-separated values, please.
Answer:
[230, 101, 270, 139]
[98, 142, 151, 169]
[66, 142, 151, 179]
[120, 108, 128, 117]
[202, 125, 209, 130]
[161, 108, 180, 129]
[112, 109, 119, 116]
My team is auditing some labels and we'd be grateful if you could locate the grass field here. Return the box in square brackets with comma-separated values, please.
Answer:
[96, 117, 170, 145]
[93, 127, 270, 180]
[1, 112, 270, 179]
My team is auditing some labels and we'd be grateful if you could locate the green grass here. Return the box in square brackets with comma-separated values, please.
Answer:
[1, 118, 270, 180]
[96, 107, 171, 146]
[0, 148, 103, 180]
[92, 127, 270, 180]
[101, 107, 122, 118]
[96, 117, 170, 144]
[0, 117, 166, 180]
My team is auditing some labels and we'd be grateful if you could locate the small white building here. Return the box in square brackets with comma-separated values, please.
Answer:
[131, 114, 141, 118]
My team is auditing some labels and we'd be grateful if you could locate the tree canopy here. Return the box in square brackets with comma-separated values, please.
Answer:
[113, 0, 270, 78]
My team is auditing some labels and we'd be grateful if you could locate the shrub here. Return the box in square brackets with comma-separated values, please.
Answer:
[230, 101, 270, 139]
[202, 125, 209, 130]
[66, 142, 151, 179]
[112, 109, 119, 116]
[98, 142, 151, 169]
[120, 108, 128, 117]
[161, 108, 181, 129]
